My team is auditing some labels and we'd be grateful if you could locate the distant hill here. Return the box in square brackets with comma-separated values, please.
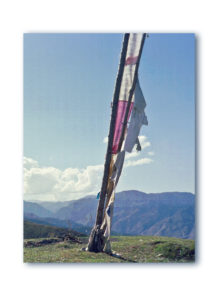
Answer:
[111, 191, 195, 239]
[24, 213, 91, 235]
[24, 220, 86, 239]
[55, 195, 97, 226]
[30, 200, 74, 213]
[24, 191, 195, 239]
[24, 201, 54, 218]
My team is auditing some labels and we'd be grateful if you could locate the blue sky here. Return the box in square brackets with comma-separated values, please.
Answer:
[24, 33, 195, 201]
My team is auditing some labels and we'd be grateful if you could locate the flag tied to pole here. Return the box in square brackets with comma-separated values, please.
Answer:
[101, 33, 148, 253]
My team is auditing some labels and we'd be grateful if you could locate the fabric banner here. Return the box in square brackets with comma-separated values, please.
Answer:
[112, 33, 145, 154]
[112, 101, 134, 153]
[124, 79, 148, 152]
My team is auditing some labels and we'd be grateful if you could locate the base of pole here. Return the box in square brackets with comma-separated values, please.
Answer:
[86, 225, 105, 252]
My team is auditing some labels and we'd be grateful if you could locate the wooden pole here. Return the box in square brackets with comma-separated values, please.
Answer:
[87, 33, 130, 252]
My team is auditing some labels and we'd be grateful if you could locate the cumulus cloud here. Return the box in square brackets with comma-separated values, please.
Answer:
[125, 158, 153, 167]
[139, 135, 151, 149]
[24, 158, 103, 202]
[24, 136, 154, 202]
[23, 157, 39, 170]
[24, 166, 60, 194]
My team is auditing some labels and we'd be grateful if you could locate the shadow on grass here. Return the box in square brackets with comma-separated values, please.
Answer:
[81, 247, 137, 263]
[107, 251, 137, 263]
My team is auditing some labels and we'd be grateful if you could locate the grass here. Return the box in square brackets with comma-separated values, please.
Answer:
[24, 236, 195, 263]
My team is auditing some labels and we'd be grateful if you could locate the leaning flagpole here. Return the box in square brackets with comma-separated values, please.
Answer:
[87, 33, 147, 253]
[87, 34, 130, 252]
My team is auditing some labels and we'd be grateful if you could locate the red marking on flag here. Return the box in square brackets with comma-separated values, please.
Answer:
[112, 101, 134, 154]
[125, 56, 138, 66]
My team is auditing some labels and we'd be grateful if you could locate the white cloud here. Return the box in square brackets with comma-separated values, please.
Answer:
[103, 137, 108, 143]
[24, 167, 60, 194]
[125, 158, 153, 167]
[24, 157, 103, 202]
[23, 137, 153, 201]
[125, 150, 140, 159]
[139, 135, 151, 149]
[148, 151, 155, 156]
[23, 157, 39, 170]
[124, 135, 153, 167]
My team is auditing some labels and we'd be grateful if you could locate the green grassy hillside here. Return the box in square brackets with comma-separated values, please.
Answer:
[24, 236, 195, 263]
[24, 220, 86, 239]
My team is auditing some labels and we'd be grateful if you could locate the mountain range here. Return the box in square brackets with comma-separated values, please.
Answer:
[24, 190, 195, 239]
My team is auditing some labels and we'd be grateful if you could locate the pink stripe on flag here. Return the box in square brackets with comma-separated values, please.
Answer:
[125, 56, 138, 65]
[112, 101, 134, 154]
